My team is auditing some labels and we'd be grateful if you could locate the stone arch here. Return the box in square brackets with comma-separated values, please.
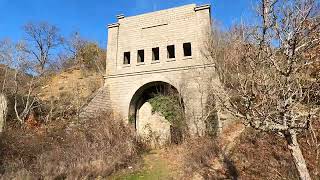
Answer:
[128, 81, 185, 146]
[128, 81, 184, 128]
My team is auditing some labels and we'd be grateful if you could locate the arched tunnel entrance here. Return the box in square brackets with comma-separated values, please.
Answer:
[129, 81, 185, 147]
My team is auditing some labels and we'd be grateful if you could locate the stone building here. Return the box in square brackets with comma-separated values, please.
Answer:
[83, 4, 221, 144]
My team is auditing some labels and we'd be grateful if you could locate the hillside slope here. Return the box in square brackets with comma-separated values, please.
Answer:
[38, 68, 104, 107]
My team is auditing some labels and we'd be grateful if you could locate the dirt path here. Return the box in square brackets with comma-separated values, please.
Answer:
[111, 121, 245, 180]
[111, 149, 173, 179]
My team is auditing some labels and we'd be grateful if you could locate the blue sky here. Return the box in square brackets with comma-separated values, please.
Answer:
[0, 0, 256, 48]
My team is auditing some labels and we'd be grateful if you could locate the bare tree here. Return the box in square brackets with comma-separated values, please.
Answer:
[65, 32, 87, 63]
[0, 39, 14, 93]
[0, 39, 38, 124]
[63, 32, 106, 73]
[205, 0, 320, 179]
[0, 40, 12, 132]
[22, 22, 63, 74]
[0, 94, 7, 132]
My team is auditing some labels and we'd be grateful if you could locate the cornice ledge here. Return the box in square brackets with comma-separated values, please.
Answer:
[195, 4, 211, 11]
[107, 23, 120, 29]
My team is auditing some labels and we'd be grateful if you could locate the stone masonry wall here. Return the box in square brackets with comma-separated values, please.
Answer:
[79, 86, 112, 119]
[105, 4, 217, 135]
[106, 4, 211, 75]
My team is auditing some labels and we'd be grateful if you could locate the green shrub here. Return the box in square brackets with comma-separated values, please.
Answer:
[148, 94, 184, 128]
[128, 115, 135, 124]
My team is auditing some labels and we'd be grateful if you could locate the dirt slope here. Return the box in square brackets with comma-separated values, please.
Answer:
[38, 68, 104, 106]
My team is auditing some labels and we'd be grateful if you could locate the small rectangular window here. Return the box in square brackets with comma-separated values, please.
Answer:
[183, 43, 192, 57]
[167, 45, 175, 59]
[137, 50, 144, 63]
[123, 52, 130, 64]
[152, 47, 160, 61]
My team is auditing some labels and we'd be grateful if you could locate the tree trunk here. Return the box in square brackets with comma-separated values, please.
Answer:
[287, 130, 311, 180]
[0, 93, 8, 132]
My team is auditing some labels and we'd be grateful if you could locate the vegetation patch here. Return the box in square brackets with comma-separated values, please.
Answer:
[0, 112, 141, 179]
[148, 94, 184, 128]
[112, 150, 170, 180]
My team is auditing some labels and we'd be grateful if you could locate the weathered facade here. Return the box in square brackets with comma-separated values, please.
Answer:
[102, 4, 219, 135]
[81, 4, 223, 137]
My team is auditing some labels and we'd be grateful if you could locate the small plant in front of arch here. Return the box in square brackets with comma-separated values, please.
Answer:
[128, 115, 135, 124]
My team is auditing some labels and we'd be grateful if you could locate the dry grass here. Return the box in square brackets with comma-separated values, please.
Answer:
[37, 69, 103, 108]
[0, 112, 140, 179]
[230, 123, 320, 180]
[176, 137, 238, 179]
[163, 119, 320, 179]
[229, 129, 299, 179]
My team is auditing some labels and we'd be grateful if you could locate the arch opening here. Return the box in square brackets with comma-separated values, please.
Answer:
[128, 81, 185, 146]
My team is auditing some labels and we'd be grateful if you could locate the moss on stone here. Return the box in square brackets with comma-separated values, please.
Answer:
[148, 94, 184, 128]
